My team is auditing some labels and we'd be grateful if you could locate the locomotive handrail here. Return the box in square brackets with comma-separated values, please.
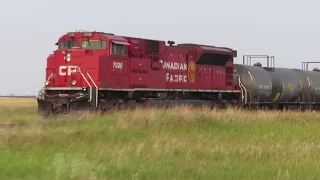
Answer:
[44, 73, 54, 86]
[87, 72, 98, 108]
[47, 73, 53, 81]
[74, 67, 92, 102]
[64, 66, 96, 106]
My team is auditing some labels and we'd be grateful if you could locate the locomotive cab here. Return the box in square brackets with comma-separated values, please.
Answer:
[44, 31, 131, 88]
[45, 31, 107, 88]
[57, 31, 109, 52]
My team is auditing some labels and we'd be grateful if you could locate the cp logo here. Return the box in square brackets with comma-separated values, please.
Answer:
[59, 66, 78, 76]
[187, 60, 196, 83]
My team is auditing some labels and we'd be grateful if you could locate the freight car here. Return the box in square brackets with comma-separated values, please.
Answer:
[36, 31, 320, 118]
[234, 55, 320, 110]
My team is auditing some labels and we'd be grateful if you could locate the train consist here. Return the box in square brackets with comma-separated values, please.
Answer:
[36, 30, 320, 117]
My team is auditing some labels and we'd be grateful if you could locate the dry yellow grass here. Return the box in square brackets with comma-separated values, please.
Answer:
[0, 97, 38, 123]
[1, 97, 320, 179]
[0, 97, 36, 108]
[114, 106, 320, 128]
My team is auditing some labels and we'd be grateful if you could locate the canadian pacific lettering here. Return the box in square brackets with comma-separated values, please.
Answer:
[163, 62, 187, 71]
[166, 73, 187, 83]
[163, 61, 188, 83]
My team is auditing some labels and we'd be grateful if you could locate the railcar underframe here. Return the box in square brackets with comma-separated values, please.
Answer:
[37, 88, 242, 118]
[37, 86, 320, 119]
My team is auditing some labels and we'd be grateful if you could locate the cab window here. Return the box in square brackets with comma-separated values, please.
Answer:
[82, 40, 107, 49]
[110, 42, 128, 56]
[60, 40, 77, 49]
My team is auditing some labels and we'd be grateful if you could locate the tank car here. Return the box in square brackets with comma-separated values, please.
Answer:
[266, 67, 302, 103]
[233, 64, 273, 104]
[292, 69, 320, 103]
[235, 56, 320, 110]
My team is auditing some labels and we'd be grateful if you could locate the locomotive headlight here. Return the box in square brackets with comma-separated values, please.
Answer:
[71, 80, 77, 86]
[66, 53, 71, 62]
[45, 80, 50, 86]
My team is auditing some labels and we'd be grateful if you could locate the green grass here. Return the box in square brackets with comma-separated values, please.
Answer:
[1, 98, 320, 179]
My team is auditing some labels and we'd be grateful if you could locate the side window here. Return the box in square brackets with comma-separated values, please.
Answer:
[110, 42, 128, 56]
[82, 40, 107, 49]
[146, 40, 159, 54]
[60, 40, 77, 49]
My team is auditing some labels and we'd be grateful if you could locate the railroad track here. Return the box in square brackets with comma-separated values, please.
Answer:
[0, 123, 28, 129]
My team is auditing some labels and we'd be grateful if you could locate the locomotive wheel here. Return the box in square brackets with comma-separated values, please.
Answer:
[70, 108, 90, 120]
[38, 106, 52, 119]
[38, 101, 53, 119]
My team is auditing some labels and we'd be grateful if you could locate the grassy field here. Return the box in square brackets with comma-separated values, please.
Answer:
[1, 97, 320, 179]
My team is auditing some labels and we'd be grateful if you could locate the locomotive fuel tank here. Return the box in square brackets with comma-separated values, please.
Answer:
[266, 68, 302, 102]
[292, 69, 320, 102]
[233, 64, 272, 102]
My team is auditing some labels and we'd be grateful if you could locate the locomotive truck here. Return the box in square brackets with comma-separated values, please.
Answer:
[36, 30, 320, 118]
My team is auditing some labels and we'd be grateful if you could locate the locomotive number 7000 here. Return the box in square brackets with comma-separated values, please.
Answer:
[113, 62, 123, 69]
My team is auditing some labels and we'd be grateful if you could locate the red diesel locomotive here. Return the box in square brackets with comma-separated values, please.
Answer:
[38, 30, 320, 117]
[37, 31, 242, 117]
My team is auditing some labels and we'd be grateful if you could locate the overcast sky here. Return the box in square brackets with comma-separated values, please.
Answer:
[1, 0, 319, 95]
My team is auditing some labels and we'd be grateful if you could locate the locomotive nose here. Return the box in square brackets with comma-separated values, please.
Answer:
[44, 50, 86, 88]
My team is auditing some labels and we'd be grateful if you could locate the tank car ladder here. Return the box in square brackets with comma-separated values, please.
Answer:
[237, 75, 248, 106]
